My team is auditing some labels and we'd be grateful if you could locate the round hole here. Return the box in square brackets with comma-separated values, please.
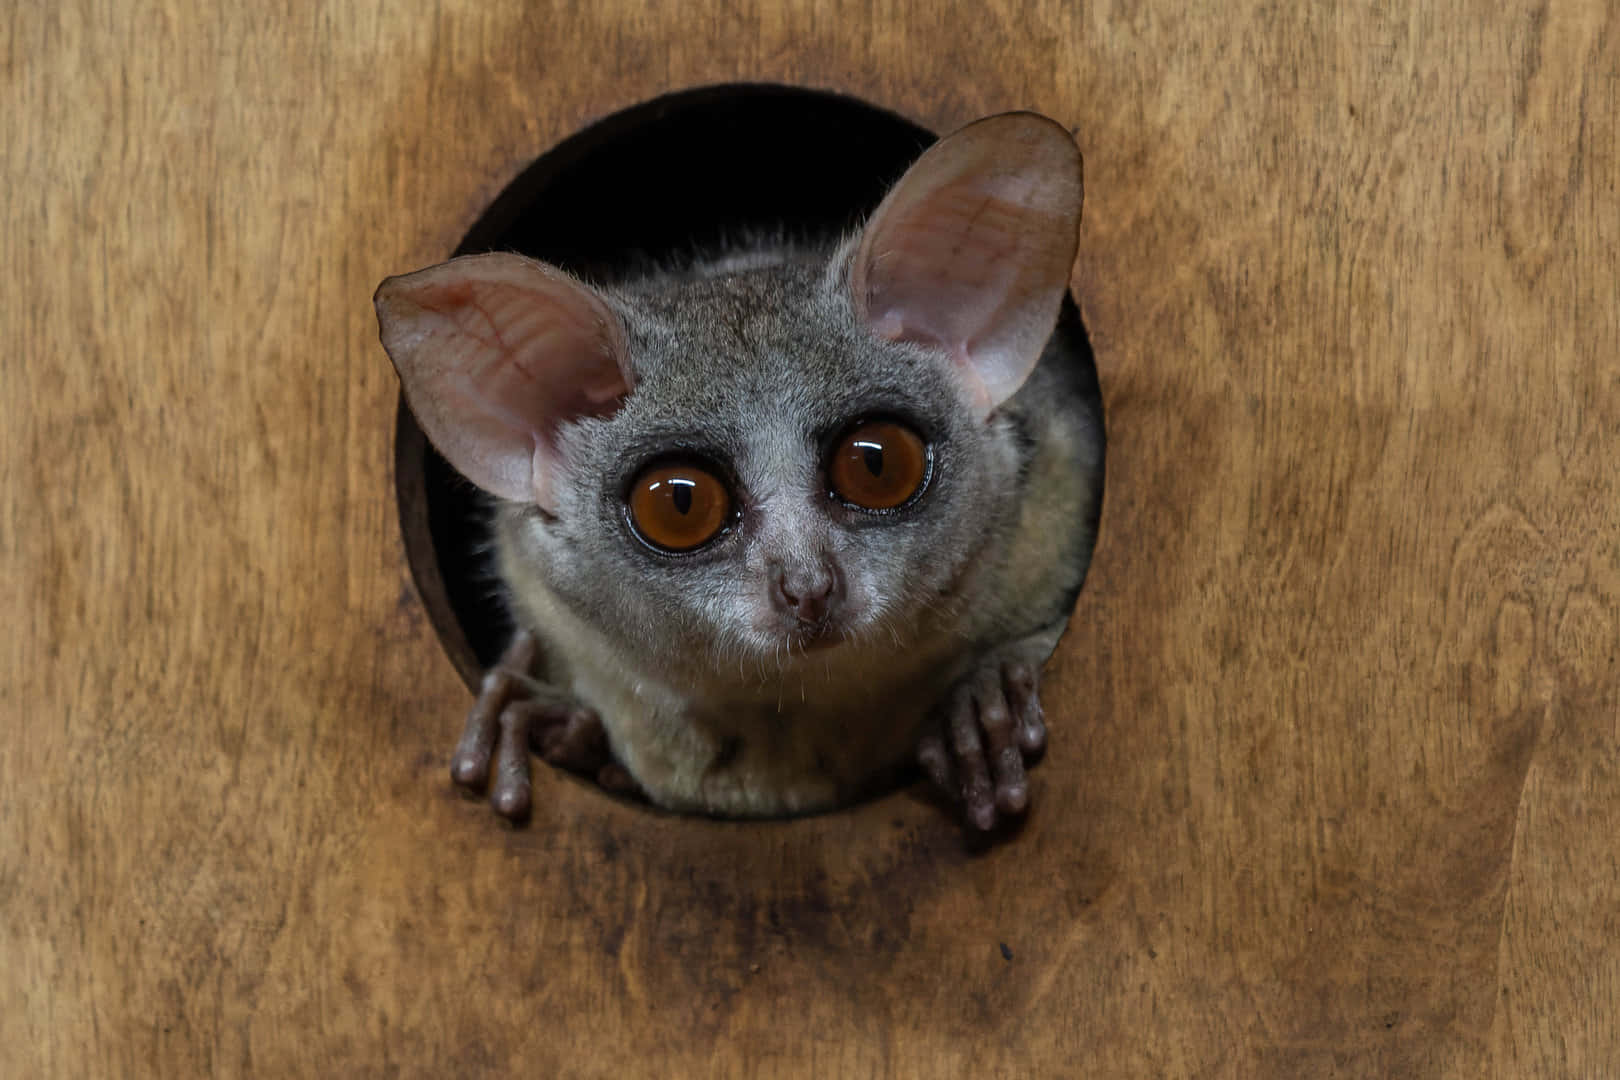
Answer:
[393, 84, 1105, 806]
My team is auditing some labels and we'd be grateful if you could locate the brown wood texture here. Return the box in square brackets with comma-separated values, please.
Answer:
[5, 1, 1617, 1076]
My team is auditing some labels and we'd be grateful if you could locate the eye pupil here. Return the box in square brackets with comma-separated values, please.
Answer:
[628, 464, 730, 552]
[830, 421, 928, 511]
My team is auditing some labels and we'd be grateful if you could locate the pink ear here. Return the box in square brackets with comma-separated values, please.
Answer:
[851, 112, 1083, 417]
[374, 253, 633, 510]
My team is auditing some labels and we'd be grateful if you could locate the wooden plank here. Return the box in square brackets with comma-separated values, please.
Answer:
[3, 0, 1615, 1075]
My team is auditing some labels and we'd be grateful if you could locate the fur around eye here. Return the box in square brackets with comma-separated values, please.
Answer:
[627, 462, 732, 552]
[828, 420, 930, 510]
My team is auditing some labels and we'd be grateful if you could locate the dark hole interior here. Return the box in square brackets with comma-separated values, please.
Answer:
[394, 83, 1100, 699]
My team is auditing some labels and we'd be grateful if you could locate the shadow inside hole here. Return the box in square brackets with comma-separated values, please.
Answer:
[394, 83, 1103, 714]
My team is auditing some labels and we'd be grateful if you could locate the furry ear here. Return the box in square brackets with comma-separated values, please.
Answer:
[851, 112, 1083, 417]
[374, 253, 633, 510]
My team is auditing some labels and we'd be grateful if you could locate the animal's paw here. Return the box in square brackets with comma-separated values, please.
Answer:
[916, 657, 1047, 833]
[450, 630, 637, 822]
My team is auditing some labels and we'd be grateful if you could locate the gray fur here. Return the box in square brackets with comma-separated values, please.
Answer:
[490, 239, 1103, 816]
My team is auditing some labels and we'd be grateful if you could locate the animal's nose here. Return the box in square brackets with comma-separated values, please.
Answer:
[774, 564, 838, 625]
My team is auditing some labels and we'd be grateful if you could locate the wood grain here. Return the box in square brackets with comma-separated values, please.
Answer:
[3, 0, 1616, 1075]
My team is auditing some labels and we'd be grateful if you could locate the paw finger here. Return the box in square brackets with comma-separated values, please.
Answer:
[974, 670, 1028, 817]
[530, 703, 580, 756]
[1019, 702, 1047, 757]
[1002, 661, 1047, 757]
[950, 694, 996, 830]
[538, 708, 610, 774]
[989, 742, 1029, 816]
[453, 632, 540, 788]
[451, 667, 515, 788]
[916, 730, 954, 794]
[489, 704, 533, 820]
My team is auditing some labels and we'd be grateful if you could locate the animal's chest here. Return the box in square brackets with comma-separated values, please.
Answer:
[570, 639, 957, 816]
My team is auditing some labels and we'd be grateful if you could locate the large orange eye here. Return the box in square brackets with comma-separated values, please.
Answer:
[627, 462, 732, 552]
[829, 420, 929, 510]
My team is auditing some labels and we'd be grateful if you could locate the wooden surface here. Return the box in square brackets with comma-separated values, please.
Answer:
[4, 1, 1617, 1076]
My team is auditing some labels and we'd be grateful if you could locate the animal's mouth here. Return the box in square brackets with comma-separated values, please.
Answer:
[789, 622, 844, 652]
